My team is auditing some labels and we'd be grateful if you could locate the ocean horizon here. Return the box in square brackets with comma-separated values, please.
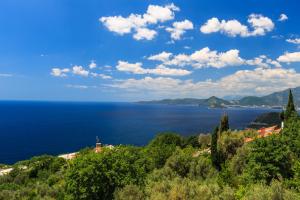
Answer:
[0, 101, 279, 164]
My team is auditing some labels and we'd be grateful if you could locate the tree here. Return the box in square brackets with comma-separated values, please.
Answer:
[66, 146, 149, 200]
[219, 113, 229, 136]
[183, 135, 200, 148]
[165, 147, 194, 177]
[285, 89, 296, 120]
[211, 126, 220, 170]
[242, 135, 294, 184]
[145, 133, 183, 169]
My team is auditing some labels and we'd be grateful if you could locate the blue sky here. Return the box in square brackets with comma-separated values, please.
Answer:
[0, 0, 300, 101]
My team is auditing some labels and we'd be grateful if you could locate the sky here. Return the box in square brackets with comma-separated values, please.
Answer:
[0, 0, 300, 102]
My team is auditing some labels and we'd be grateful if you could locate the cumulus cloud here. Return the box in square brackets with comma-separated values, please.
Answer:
[246, 55, 282, 68]
[51, 68, 70, 77]
[190, 48, 244, 68]
[149, 47, 244, 68]
[133, 28, 157, 40]
[100, 3, 179, 40]
[200, 14, 274, 37]
[278, 14, 288, 22]
[149, 65, 192, 76]
[286, 38, 300, 45]
[277, 52, 300, 63]
[72, 65, 89, 77]
[148, 48, 280, 69]
[148, 51, 173, 62]
[166, 19, 194, 40]
[108, 68, 300, 99]
[116, 61, 145, 74]
[116, 60, 191, 76]
[89, 61, 97, 69]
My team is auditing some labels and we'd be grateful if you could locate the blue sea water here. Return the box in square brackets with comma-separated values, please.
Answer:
[0, 101, 278, 164]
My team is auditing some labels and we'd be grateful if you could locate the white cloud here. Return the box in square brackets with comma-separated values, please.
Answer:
[91, 72, 112, 79]
[148, 65, 191, 76]
[166, 19, 194, 40]
[133, 28, 157, 40]
[286, 38, 300, 45]
[89, 61, 97, 69]
[72, 65, 89, 77]
[100, 3, 179, 40]
[108, 68, 300, 99]
[116, 60, 191, 76]
[246, 55, 281, 68]
[66, 84, 90, 89]
[116, 61, 145, 74]
[190, 48, 244, 68]
[100, 16, 134, 35]
[247, 14, 274, 35]
[200, 14, 274, 37]
[143, 3, 179, 23]
[51, 68, 70, 77]
[149, 48, 280, 69]
[200, 17, 249, 37]
[277, 52, 300, 63]
[148, 51, 173, 62]
[150, 47, 244, 68]
[278, 14, 288, 22]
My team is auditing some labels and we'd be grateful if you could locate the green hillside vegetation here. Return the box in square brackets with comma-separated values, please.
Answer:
[1, 92, 300, 199]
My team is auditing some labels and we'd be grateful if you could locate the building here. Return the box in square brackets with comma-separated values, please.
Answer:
[244, 125, 282, 143]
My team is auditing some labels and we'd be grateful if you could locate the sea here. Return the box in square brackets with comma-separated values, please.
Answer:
[0, 101, 280, 164]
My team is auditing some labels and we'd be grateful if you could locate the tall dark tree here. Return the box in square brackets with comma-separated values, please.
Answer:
[285, 89, 296, 120]
[219, 113, 229, 135]
[211, 126, 220, 170]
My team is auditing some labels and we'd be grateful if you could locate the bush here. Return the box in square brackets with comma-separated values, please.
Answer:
[114, 185, 144, 200]
[198, 134, 211, 149]
[165, 147, 194, 177]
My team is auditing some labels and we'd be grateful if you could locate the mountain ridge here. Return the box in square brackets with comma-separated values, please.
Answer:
[138, 86, 300, 108]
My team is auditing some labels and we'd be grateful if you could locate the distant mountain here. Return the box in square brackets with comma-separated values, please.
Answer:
[202, 96, 230, 108]
[138, 96, 230, 108]
[237, 87, 300, 106]
[137, 86, 300, 108]
[138, 98, 205, 105]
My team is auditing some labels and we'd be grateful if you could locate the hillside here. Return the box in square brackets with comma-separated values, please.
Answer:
[203, 96, 230, 108]
[247, 112, 282, 129]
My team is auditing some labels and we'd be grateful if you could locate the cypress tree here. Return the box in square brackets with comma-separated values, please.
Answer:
[285, 89, 296, 120]
[211, 126, 220, 170]
[219, 113, 229, 135]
